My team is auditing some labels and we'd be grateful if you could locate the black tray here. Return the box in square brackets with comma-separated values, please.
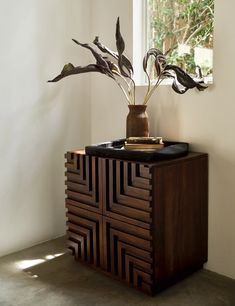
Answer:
[85, 139, 189, 162]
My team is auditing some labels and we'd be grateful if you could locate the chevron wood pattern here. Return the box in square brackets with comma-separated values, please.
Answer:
[102, 159, 152, 227]
[65, 151, 102, 213]
[65, 151, 208, 295]
[66, 203, 103, 267]
[103, 216, 153, 294]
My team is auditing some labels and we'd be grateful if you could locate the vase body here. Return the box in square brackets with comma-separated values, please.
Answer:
[126, 105, 149, 138]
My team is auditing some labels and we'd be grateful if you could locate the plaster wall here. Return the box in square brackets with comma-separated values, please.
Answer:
[0, 0, 91, 256]
[90, 0, 235, 279]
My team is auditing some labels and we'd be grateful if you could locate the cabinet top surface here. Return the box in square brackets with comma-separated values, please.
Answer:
[66, 150, 207, 166]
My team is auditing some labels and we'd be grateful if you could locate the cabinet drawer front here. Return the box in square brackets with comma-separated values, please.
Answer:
[65, 152, 102, 213]
[102, 159, 152, 226]
[66, 203, 103, 268]
[103, 217, 153, 294]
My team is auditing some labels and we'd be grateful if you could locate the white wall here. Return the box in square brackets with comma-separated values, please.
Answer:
[90, 0, 133, 141]
[0, 0, 91, 257]
[90, 0, 235, 279]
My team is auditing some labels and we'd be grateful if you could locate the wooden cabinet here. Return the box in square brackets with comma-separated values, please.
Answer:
[65, 151, 208, 295]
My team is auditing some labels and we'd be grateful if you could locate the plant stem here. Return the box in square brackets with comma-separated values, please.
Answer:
[131, 78, 136, 105]
[143, 72, 165, 105]
[116, 82, 131, 104]
[113, 72, 133, 104]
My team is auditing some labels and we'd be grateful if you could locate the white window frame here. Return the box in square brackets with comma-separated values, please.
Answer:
[133, 0, 148, 86]
[133, 0, 173, 86]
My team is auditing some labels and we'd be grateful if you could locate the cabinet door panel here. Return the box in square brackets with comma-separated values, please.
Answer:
[103, 216, 153, 294]
[66, 203, 103, 267]
[102, 159, 152, 226]
[65, 152, 102, 213]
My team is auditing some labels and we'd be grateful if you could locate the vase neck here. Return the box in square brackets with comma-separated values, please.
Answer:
[128, 105, 147, 113]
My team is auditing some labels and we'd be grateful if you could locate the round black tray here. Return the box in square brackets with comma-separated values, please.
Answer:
[85, 139, 189, 162]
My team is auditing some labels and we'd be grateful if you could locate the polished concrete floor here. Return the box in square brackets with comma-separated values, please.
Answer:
[0, 237, 234, 306]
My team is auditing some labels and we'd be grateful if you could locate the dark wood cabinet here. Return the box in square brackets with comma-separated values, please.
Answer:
[65, 151, 208, 295]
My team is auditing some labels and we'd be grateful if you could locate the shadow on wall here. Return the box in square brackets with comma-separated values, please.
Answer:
[142, 87, 181, 140]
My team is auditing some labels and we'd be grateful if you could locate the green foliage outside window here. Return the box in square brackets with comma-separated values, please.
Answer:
[147, 0, 214, 78]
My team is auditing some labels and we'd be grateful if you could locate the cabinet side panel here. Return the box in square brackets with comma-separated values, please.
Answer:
[153, 155, 208, 288]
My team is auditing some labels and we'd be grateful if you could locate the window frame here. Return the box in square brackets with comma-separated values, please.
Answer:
[133, 0, 213, 86]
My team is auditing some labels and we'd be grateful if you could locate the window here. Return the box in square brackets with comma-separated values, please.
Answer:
[133, 0, 214, 85]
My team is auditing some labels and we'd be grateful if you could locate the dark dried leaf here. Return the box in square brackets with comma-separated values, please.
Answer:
[143, 48, 166, 77]
[106, 61, 120, 75]
[115, 17, 125, 55]
[93, 36, 118, 59]
[120, 57, 133, 77]
[93, 36, 133, 76]
[114, 17, 133, 78]
[172, 79, 189, 94]
[161, 70, 188, 94]
[196, 81, 208, 91]
[48, 64, 104, 82]
[61, 63, 75, 74]
[162, 71, 174, 78]
[117, 57, 130, 78]
[164, 65, 207, 91]
[72, 39, 114, 79]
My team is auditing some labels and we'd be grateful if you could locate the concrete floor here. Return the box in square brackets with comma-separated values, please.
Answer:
[0, 237, 234, 306]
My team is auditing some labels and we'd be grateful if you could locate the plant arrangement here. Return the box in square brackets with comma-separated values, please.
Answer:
[48, 17, 207, 105]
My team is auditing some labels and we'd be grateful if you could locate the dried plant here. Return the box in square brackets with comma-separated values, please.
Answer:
[48, 17, 207, 104]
